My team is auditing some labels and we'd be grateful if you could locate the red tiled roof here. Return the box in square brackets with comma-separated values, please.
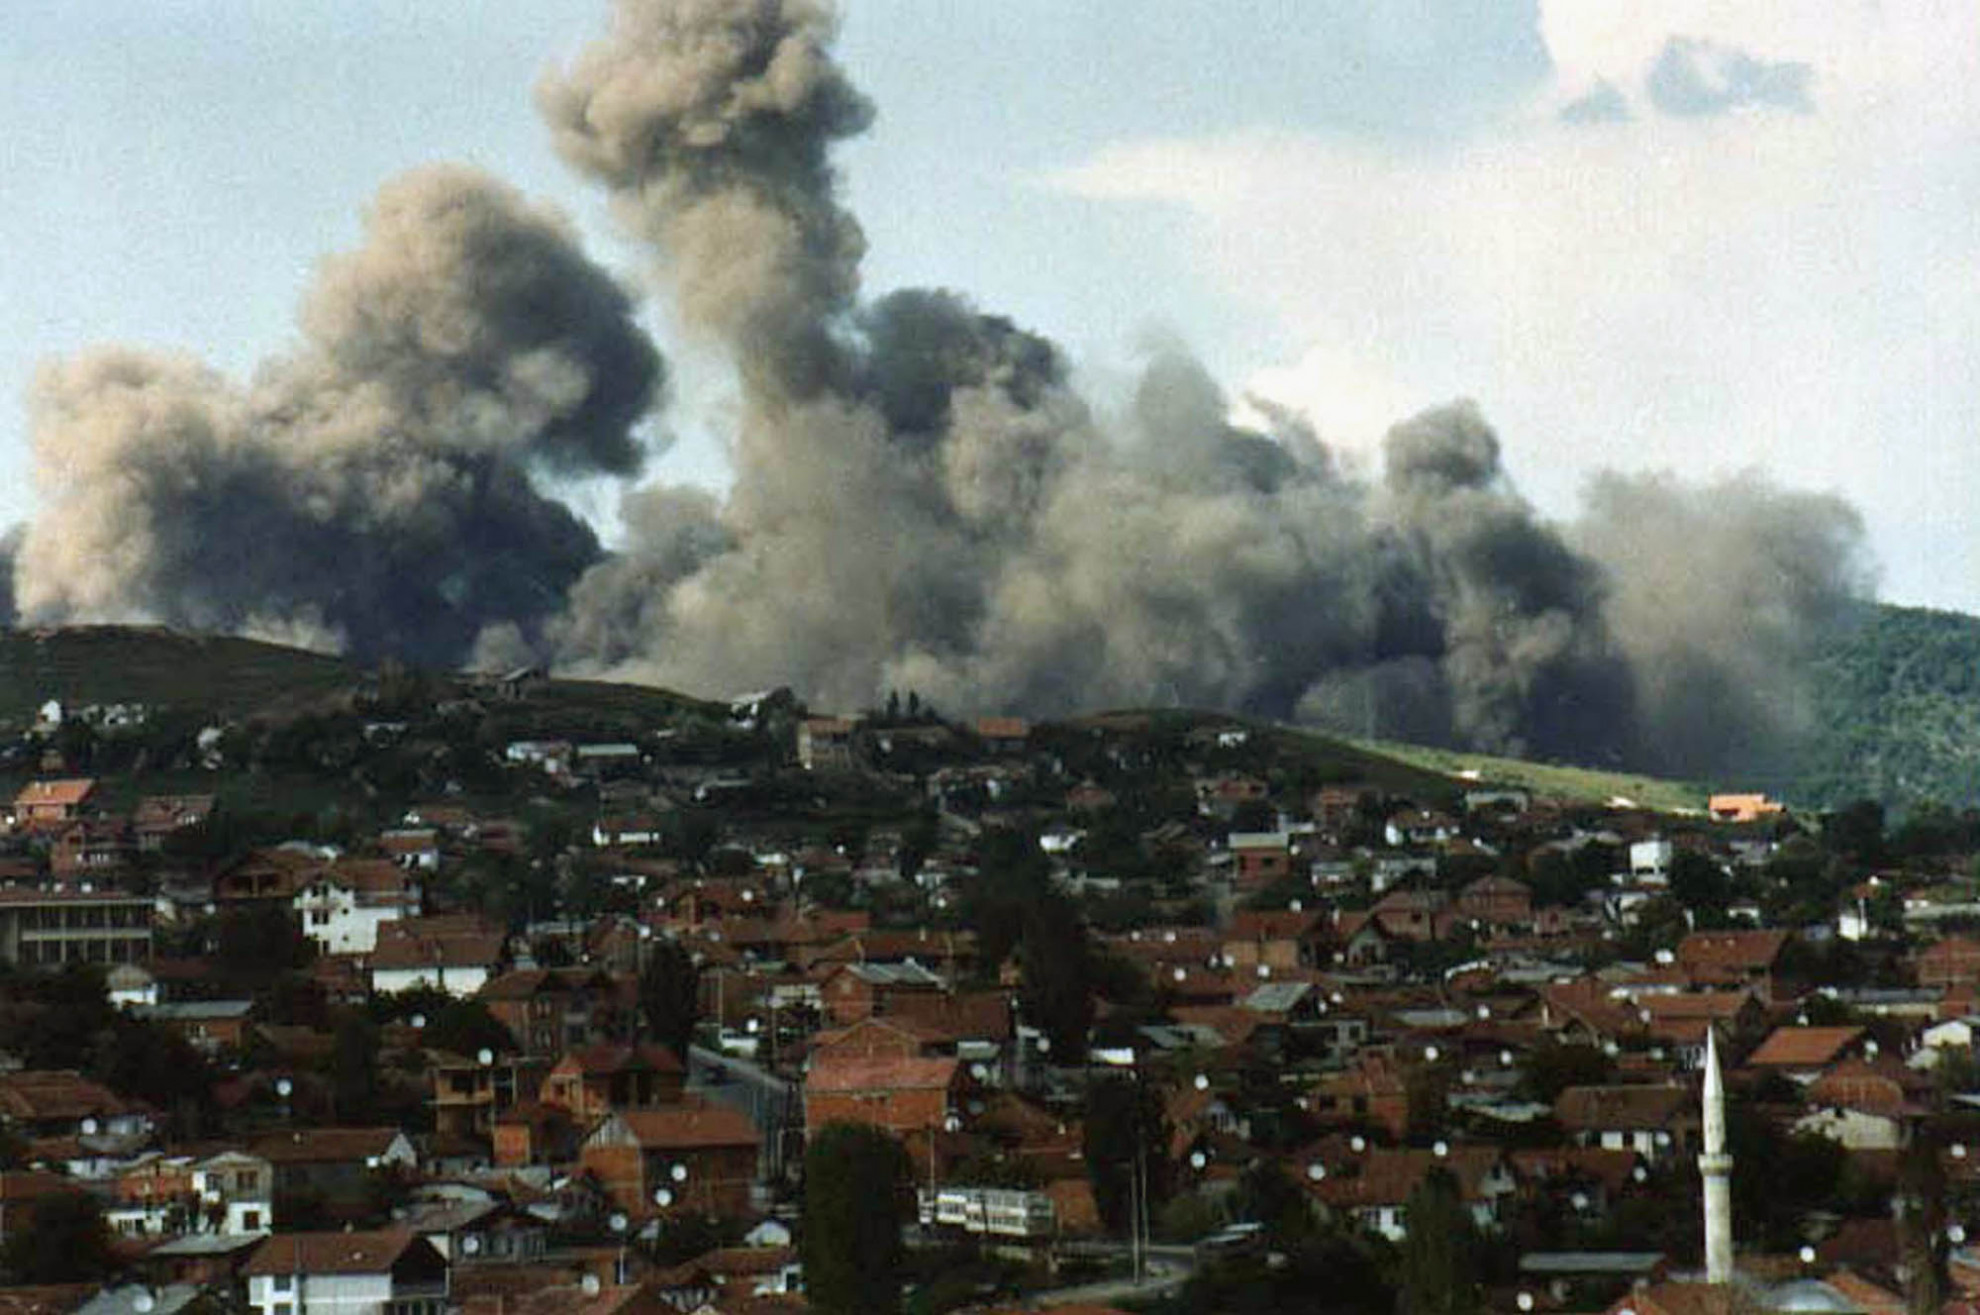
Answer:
[605, 1099, 759, 1150]
[1553, 1084, 1692, 1131]
[554, 1042, 684, 1078]
[805, 1056, 960, 1094]
[12, 780, 95, 809]
[1745, 1025, 1864, 1069]
[250, 1126, 406, 1165]
[1676, 929, 1788, 974]
[244, 1229, 424, 1276]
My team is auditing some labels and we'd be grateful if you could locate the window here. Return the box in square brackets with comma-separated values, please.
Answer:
[243, 1210, 261, 1230]
[273, 1275, 293, 1293]
[238, 1171, 259, 1192]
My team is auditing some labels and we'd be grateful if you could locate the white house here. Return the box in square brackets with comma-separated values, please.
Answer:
[368, 916, 506, 999]
[1628, 839, 1673, 885]
[244, 1230, 448, 1315]
[193, 1149, 277, 1235]
[293, 862, 420, 956]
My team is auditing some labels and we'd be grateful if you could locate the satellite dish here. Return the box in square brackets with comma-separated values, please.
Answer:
[478, 1048, 495, 1066]
[410, 1014, 426, 1030]
[670, 1163, 688, 1183]
[1257, 965, 1271, 979]
[133, 1294, 154, 1314]
[1423, 1045, 1440, 1062]
[654, 1188, 674, 1207]
[1189, 1151, 1207, 1170]
[1173, 968, 1187, 982]
[581, 1274, 601, 1296]
[1193, 1073, 1209, 1092]
[1517, 1293, 1534, 1312]
[1349, 1135, 1367, 1153]
[80, 1118, 98, 1136]
[1953, 1224, 1970, 1246]
[608, 1212, 628, 1233]
[1799, 1245, 1817, 1264]
[1499, 1050, 1514, 1067]
[461, 1235, 482, 1256]
[1432, 1140, 1448, 1158]
[1306, 1162, 1325, 1182]
[1956, 1143, 1970, 1160]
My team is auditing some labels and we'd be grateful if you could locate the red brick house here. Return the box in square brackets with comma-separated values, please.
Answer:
[11, 780, 96, 831]
[1222, 909, 1330, 973]
[540, 1043, 686, 1125]
[478, 968, 636, 1059]
[579, 1099, 760, 1220]
[804, 1055, 966, 1141]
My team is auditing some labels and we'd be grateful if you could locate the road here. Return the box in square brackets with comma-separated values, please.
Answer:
[687, 1044, 799, 1177]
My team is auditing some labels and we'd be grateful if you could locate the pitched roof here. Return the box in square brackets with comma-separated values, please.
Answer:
[805, 1056, 961, 1094]
[1553, 1084, 1693, 1131]
[0, 1072, 136, 1122]
[13, 780, 95, 809]
[250, 1126, 407, 1165]
[1676, 929, 1789, 975]
[600, 1099, 759, 1150]
[243, 1229, 423, 1276]
[553, 1042, 684, 1078]
[371, 918, 506, 971]
[1745, 1025, 1865, 1069]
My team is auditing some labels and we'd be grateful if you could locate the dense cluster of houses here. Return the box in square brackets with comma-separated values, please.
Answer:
[0, 695, 1974, 1314]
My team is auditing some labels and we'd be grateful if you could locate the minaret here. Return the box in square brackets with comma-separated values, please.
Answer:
[1699, 1024, 1734, 1284]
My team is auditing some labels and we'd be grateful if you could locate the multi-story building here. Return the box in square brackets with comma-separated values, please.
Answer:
[243, 1230, 448, 1315]
[0, 887, 153, 968]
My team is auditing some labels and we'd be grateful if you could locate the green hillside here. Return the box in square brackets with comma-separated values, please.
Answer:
[0, 626, 362, 724]
[2, 602, 1974, 815]
[1794, 603, 1980, 812]
[1341, 736, 1706, 814]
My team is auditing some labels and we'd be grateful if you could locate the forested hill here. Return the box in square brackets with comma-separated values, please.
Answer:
[1794, 602, 1980, 812]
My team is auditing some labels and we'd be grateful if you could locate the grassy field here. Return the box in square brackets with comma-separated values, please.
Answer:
[1340, 734, 1707, 813]
[0, 626, 362, 724]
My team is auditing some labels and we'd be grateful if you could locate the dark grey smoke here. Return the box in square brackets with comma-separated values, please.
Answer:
[1573, 471, 1871, 776]
[8, 0, 1880, 782]
[15, 166, 663, 662]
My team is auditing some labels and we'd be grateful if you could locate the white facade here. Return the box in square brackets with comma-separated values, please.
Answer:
[296, 880, 416, 956]
[250, 1271, 392, 1315]
[1629, 839, 1673, 884]
[194, 1152, 275, 1235]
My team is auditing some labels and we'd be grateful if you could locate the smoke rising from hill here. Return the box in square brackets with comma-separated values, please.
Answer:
[8, 0, 1875, 776]
[14, 167, 662, 663]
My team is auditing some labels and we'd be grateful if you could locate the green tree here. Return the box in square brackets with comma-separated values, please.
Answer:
[802, 1123, 912, 1315]
[1517, 1039, 1615, 1104]
[1082, 1075, 1173, 1236]
[1396, 1167, 1481, 1315]
[639, 938, 701, 1062]
[1, 1190, 113, 1284]
[329, 1011, 381, 1123]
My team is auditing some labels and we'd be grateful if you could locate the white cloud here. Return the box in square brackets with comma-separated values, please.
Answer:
[1050, 1, 1980, 610]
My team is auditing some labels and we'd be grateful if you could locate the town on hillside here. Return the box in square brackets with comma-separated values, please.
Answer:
[0, 674, 1975, 1315]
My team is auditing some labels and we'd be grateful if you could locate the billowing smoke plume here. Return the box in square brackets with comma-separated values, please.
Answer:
[8, 0, 1878, 779]
[15, 167, 663, 662]
[1573, 472, 1872, 776]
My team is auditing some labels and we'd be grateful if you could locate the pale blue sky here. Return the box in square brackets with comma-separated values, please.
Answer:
[4, 0, 1975, 612]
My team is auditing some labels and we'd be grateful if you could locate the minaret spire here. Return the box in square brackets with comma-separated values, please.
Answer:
[1700, 1024, 1735, 1284]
